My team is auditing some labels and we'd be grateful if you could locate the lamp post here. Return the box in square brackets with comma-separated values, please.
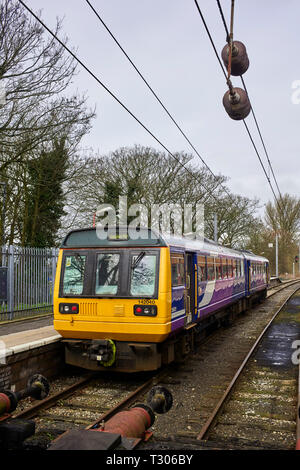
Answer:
[275, 233, 279, 277]
[0, 182, 6, 250]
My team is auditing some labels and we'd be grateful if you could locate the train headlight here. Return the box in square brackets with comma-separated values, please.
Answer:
[59, 303, 79, 314]
[134, 305, 157, 316]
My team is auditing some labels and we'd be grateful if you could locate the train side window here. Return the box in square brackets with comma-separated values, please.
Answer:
[222, 259, 228, 279]
[227, 259, 233, 278]
[233, 260, 237, 278]
[197, 255, 207, 282]
[206, 257, 215, 281]
[171, 255, 185, 287]
[241, 260, 244, 277]
[207, 257, 215, 281]
[95, 253, 120, 295]
[62, 254, 86, 296]
[236, 260, 240, 277]
[216, 258, 222, 280]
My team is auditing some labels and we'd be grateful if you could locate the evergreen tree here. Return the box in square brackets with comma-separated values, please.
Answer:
[22, 139, 68, 247]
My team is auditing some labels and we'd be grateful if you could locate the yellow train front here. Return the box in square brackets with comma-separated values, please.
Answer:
[53, 227, 173, 372]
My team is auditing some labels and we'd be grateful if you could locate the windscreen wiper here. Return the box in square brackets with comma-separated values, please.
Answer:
[131, 251, 145, 270]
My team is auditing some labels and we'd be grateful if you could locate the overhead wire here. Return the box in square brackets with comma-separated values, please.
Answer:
[17, 1, 220, 204]
[216, 0, 283, 201]
[193, 0, 282, 209]
[84, 0, 234, 203]
[17, 0, 238, 210]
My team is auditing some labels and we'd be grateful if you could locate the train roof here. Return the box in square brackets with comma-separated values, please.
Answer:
[61, 226, 268, 263]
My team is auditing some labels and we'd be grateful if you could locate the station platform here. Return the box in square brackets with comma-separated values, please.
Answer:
[0, 316, 63, 391]
[0, 324, 61, 357]
[0, 314, 61, 357]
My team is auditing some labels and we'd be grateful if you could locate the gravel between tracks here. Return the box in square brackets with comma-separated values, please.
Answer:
[141, 283, 300, 450]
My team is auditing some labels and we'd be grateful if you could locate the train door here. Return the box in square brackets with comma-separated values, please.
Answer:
[266, 262, 270, 285]
[185, 252, 196, 325]
[246, 259, 251, 296]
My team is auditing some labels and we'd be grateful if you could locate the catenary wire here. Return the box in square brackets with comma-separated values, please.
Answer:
[216, 0, 283, 201]
[84, 0, 233, 202]
[193, 0, 282, 208]
[17, 0, 230, 207]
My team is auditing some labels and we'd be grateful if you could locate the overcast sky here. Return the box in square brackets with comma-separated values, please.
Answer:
[26, 0, 299, 215]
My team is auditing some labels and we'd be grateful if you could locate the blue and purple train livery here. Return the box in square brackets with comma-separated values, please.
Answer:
[169, 235, 268, 334]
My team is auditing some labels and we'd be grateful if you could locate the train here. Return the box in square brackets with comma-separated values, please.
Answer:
[53, 226, 269, 372]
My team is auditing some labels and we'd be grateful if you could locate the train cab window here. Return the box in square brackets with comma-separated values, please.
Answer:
[130, 254, 157, 296]
[197, 255, 207, 282]
[95, 253, 120, 295]
[207, 257, 215, 281]
[62, 254, 86, 296]
[171, 255, 185, 287]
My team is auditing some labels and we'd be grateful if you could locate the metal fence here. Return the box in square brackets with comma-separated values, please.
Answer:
[0, 246, 59, 321]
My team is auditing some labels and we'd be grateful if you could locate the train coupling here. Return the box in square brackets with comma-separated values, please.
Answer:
[88, 339, 116, 367]
[48, 386, 173, 450]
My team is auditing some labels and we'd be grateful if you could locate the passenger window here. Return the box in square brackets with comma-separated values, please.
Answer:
[216, 258, 222, 280]
[63, 254, 86, 295]
[171, 255, 185, 287]
[222, 259, 228, 279]
[233, 260, 238, 278]
[95, 253, 120, 295]
[207, 257, 215, 281]
[197, 255, 207, 282]
[227, 259, 233, 278]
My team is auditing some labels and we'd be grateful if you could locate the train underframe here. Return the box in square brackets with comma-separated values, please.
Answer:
[63, 288, 267, 373]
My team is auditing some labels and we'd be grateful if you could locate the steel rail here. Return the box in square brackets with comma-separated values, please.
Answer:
[267, 279, 300, 298]
[296, 352, 300, 450]
[197, 282, 300, 441]
[86, 374, 162, 430]
[13, 373, 96, 420]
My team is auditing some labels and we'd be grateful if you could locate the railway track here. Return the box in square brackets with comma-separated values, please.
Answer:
[196, 286, 300, 449]
[10, 280, 300, 450]
[13, 370, 162, 449]
[267, 278, 300, 297]
[142, 281, 300, 450]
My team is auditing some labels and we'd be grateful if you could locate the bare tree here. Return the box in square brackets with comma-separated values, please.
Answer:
[0, 0, 95, 244]
[60, 144, 263, 247]
[265, 194, 300, 273]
